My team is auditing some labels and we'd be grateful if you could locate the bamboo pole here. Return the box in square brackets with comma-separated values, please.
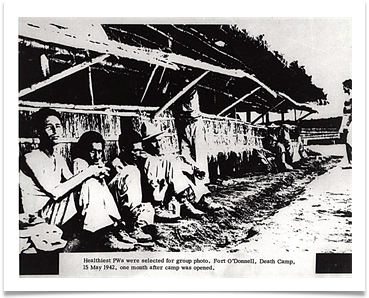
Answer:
[20, 136, 120, 144]
[140, 65, 159, 103]
[173, 25, 245, 67]
[19, 54, 110, 98]
[88, 66, 95, 105]
[297, 111, 315, 122]
[19, 105, 138, 117]
[20, 26, 276, 97]
[154, 70, 210, 118]
[19, 100, 159, 111]
[20, 21, 279, 102]
[217, 87, 261, 116]
[147, 25, 220, 66]
[251, 99, 287, 124]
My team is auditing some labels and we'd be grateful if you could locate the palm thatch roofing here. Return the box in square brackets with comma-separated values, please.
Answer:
[18, 18, 317, 121]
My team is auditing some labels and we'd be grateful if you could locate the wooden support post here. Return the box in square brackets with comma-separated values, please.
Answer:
[154, 71, 209, 118]
[140, 65, 159, 103]
[19, 54, 109, 98]
[217, 87, 261, 116]
[297, 111, 314, 122]
[246, 111, 251, 122]
[251, 99, 287, 125]
[266, 112, 270, 125]
[88, 66, 95, 105]
[159, 67, 166, 84]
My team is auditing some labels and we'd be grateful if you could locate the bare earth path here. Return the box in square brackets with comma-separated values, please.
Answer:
[238, 144, 352, 253]
[145, 144, 349, 253]
[67, 144, 350, 253]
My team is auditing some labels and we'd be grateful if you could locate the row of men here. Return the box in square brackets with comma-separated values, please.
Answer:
[19, 108, 221, 251]
[260, 124, 308, 172]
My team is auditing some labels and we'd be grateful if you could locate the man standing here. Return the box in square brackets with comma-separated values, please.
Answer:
[340, 79, 352, 169]
[174, 88, 222, 212]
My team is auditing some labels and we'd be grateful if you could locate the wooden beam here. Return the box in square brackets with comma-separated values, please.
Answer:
[159, 67, 166, 84]
[19, 100, 159, 112]
[19, 22, 180, 70]
[19, 54, 109, 98]
[297, 111, 315, 122]
[147, 25, 221, 66]
[251, 99, 287, 124]
[108, 26, 162, 48]
[140, 65, 159, 103]
[88, 66, 95, 105]
[217, 87, 261, 116]
[19, 105, 138, 117]
[154, 71, 209, 118]
[20, 37, 143, 74]
[20, 20, 276, 98]
[173, 25, 245, 67]
[246, 111, 251, 122]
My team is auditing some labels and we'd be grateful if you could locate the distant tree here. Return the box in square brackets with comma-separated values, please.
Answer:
[197, 25, 328, 105]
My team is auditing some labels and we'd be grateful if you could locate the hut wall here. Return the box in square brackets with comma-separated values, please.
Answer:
[202, 115, 266, 178]
[19, 104, 266, 179]
[18, 105, 179, 169]
[19, 106, 122, 169]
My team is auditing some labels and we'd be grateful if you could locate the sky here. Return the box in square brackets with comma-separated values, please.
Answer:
[236, 18, 352, 120]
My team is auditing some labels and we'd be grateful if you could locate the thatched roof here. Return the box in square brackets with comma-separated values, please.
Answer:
[18, 18, 317, 120]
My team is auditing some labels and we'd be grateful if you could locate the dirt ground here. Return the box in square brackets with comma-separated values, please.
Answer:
[238, 144, 352, 254]
[138, 144, 351, 253]
[53, 143, 350, 254]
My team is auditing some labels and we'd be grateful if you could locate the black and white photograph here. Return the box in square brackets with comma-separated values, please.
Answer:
[3, 1, 366, 292]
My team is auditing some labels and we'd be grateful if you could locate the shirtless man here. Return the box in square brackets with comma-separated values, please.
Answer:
[19, 108, 134, 251]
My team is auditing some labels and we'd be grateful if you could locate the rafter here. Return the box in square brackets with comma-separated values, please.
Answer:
[154, 71, 210, 118]
[217, 87, 261, 116]
[19, 54, 109, 98]
[251, 99, 287, 124]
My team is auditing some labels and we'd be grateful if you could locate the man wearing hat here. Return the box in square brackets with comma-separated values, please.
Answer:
[109, 128, 181, 224]
[107, 130, 154, 243]
[140, 121, 207, 220]
[263, 128, 293, 172]
[174, 88, 222, 212]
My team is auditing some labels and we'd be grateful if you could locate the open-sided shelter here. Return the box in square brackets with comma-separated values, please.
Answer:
[19, 18, 317, 177]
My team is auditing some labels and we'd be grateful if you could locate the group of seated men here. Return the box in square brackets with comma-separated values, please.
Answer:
[19, 108, 221, 252]
[260, 124, 308, 172]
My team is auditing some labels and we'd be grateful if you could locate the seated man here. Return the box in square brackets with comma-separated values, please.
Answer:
[107, 130, 157, 238]
[19, 108, 121, 249]
[140, 122, 220, 220]
[73, 131, 136, 251]
[263, 131, 293, 172]
[278, 124, 308, 165]
[109, 129, 182, 223]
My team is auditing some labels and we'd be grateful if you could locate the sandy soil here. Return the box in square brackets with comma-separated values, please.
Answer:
[54, 144, 350, 254]
[238, 144, 352, 253]
[138, 144, 350, 253]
